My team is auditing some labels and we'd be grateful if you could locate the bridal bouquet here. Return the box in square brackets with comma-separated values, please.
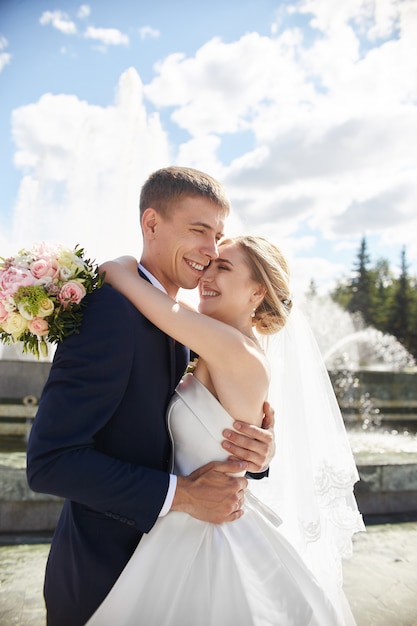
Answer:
[0, 243, 104, 358]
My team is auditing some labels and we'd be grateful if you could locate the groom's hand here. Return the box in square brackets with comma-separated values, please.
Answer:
[172, 460, 248, 524]
[221, 401, 275, 473]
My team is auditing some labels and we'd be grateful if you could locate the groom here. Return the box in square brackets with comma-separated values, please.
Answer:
[27, 166, 275, 626]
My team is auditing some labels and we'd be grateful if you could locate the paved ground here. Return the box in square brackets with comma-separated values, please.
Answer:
[1, 520, 417, 625]
[343, 519, 417, 626]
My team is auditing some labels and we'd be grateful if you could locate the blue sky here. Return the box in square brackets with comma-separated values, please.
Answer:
[1, 0, 417, 296]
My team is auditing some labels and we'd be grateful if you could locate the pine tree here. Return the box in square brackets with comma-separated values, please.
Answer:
[371, 258, 394, 331]
[305, 278, 317, 299]
[347, 236, 373, 326]
[330, 239, 417, 360]
[388, 247, 410, 347]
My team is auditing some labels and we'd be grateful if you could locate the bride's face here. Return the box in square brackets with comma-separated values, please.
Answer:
[198, 243, 261, 327]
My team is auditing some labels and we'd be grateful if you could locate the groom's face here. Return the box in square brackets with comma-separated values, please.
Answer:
[142, 195, 226, 298]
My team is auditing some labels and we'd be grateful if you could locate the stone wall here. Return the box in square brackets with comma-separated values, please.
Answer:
[329, 370, 417, 425]
[0, 361, 51, 401]
[2, 361, 416, 416]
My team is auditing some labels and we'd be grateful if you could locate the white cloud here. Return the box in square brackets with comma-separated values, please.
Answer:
[0, 36, 11, 72]
[145, 33, 308, 136]
[77, 5, 91, 19]
[0, 52, 11, 73]
[7, 69, 170, 263]
[139, 26, 160, 40]
[5, 0, 417, 293]
[39, 10, 77, 35]
[84, 26, 129, 46]
[140, 0, 417, 280]
[176, 135, 223, 177]
[363, 0, 401, 41]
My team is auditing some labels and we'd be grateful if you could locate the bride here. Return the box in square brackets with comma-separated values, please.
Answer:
[87, 235, 363, 626]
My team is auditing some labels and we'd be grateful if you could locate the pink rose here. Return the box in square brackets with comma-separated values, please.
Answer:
[0, 266, 36, 296]
[58, 280, 86, 309]
[30, 258, 60, 280]
[28, 317, 49, 337]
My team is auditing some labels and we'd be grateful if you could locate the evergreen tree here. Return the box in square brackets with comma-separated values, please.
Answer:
[388, 247, 410, 348]
[305, 278, 318, 299]
[407, 276, 417, 359]
[330, 238, 417, 361]
[371, 258, 394, 331]
[331, 277, 352, 309]
[347, 236, 374, 325]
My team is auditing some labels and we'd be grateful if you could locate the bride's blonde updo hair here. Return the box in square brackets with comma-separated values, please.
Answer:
[219, 236, 292, 335]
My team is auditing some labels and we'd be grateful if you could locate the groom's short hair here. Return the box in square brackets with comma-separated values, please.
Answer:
[139, 166, 231, 219]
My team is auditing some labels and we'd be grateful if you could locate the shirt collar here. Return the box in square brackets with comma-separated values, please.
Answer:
[138, 263, 168, 294]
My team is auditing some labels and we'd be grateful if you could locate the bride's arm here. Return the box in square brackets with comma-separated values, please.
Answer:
[103, 257, 274, 471]
[100, 257, 257, 372]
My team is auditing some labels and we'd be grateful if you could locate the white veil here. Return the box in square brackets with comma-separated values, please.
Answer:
[251, 305, 365, 623]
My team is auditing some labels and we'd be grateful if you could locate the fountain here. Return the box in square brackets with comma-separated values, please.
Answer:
[301, 294, 416, 428]
[302, 295, 415, 373]
[324, 328, 414, 372]
[301, 295, 417, 518]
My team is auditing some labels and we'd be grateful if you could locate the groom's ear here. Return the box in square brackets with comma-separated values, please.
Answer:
[142, 208, 159, 239]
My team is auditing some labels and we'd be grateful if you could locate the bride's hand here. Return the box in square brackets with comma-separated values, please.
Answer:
[222, 401, 275, 474]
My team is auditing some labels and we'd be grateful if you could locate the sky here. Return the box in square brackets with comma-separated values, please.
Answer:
[1, 0, 417, 298]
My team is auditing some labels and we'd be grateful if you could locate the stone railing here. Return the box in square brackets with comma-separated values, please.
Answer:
[0, 397, 38, 437]
[329, 370, 417, 427]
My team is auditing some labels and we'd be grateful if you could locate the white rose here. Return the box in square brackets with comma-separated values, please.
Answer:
[2, 312, 28, 339]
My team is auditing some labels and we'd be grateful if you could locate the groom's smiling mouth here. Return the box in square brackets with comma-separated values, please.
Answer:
[185, 259, 208, 272]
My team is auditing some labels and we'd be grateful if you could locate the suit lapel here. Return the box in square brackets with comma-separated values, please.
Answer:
[138, 267, 189, 390]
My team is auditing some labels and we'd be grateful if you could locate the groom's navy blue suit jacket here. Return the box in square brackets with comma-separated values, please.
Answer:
[27, 279, 189, 626]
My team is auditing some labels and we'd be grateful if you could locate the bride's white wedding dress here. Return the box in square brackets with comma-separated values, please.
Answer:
[87, 373, 350, 626]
